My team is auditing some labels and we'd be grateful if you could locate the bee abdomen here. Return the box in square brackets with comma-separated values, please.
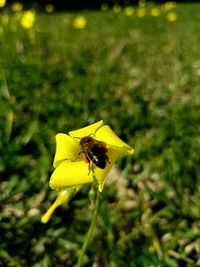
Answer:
[87, 145, 107, 169]
[90, 155, 106, 169]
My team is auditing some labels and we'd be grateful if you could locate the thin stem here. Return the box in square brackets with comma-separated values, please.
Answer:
[76, 187, 101, 267]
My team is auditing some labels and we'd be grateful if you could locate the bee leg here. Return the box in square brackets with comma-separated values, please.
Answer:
[106, 155, 111, 164]
[87, 161, 92, 176]
[71, 151, 84, 161]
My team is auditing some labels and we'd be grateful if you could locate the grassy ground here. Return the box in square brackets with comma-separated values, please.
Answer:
[0, 3, 200, 267]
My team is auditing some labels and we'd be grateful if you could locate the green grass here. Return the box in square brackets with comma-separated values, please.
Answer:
[0, 3, 200, 267]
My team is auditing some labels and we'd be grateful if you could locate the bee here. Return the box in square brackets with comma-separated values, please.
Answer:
[75, 136, 110, 174]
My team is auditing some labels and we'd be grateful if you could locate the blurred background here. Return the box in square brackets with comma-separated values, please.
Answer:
[0, 0, 200, 266]
[4, 0, 200, 10]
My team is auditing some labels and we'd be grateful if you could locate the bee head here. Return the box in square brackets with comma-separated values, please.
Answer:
[79, 136, 94, 146]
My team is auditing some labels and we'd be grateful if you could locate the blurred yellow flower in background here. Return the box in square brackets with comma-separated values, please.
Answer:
[101, 3, 109, 12]
[139, 0, 146, 8]
[10, 12, 21, 32]
[124, 6, 134, 16]
[0, 0, 6, 8]
[1, 14, 9, 25]
[150, 7, 160, 17]
[11, 2, 23, 12]
[113, 4, 121, 14]
[20, 10, 35, 29]
[45, 4, 54, 13]
[137, 7, 146, 18]
[163, 1, 176, 11]
[73, 15, 87, 29]
[166, 11, 177, 22]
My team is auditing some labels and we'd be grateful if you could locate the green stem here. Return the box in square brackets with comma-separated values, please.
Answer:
[76, 188, 101, 267]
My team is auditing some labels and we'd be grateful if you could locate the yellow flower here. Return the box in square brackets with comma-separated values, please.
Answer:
[45, 4, 54, 13]
[101, 3, 109, 12]
[138, 0, 146, 8]
[0, 0, 6, 8]
[150, 7, 160, 17]
[73, 15, 87, 29]
[1, 14, 9, 25]
[11, 2, 23, 12]
[41, 121, 134, 223]
[113, 4, 121, 14]
[163, 1, 176, 12]
[137, 7, 146, 18]
[20, 10, 35, 29]
[166, 11, 177, 22]
[50, 120, 134, 192]
[124, 6, 134, 16]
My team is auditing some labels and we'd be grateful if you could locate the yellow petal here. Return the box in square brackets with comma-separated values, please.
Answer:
[53, 133, 80, 168]
[50, 160, 94, 191]
[41, 185, 82, 223]
[95, 125, 134, 155]
[69, 120, 104, 138]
